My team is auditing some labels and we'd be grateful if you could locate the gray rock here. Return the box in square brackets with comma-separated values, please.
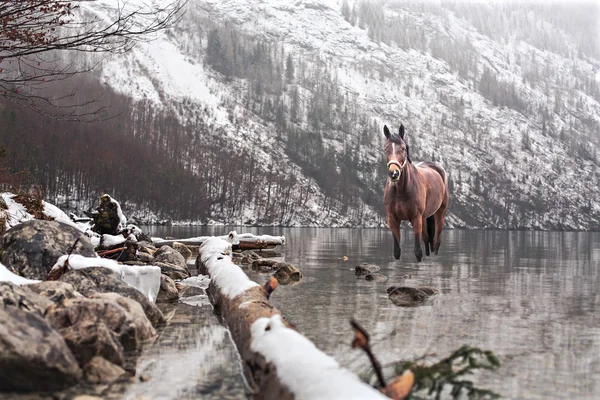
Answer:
[364, 273, 388, 282]
[0, 282, 53, 316]
[136, 251, 154, 264]
[27, 281, 83, 303]
[83, 356, 127, 384]
[273, 263, 302, 285]
[172, 242, 192, 260]
[0, 220, 96, 280]
[154, 261, 189, 280]
[157, 274, 179, 303]
[153, 245, 187, 269]
[387, 286, 439, 307]
[58, 268, 166, 327]
[0, 307, 82, 391]
[355, 263, 381, 276]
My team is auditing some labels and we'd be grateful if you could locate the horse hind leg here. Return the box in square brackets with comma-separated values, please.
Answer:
[426, 216, 435, 255]
[433, 209, 446, 255]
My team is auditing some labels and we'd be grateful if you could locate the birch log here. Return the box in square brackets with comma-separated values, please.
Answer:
[196, 238, 388, 400]
[155, 232, 285, 251]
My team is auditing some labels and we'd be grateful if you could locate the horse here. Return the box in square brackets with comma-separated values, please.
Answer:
[383, 124, 449, 262]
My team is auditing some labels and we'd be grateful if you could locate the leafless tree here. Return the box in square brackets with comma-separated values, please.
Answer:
[0, 0, 185, 120]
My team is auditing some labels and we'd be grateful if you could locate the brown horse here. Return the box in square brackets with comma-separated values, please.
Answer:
[383, 125, 449, 262]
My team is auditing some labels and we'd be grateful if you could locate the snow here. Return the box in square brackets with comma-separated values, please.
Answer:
[51, 255, 161, 302]
[103, 194, 127, 227]
[156, 232, 285, 246]
[1, 193, 33, 229]
[101, 234, 126, 247]
[0, 262, 41, 285]
[199, 238, 259, 298]
[250, 315, 388, 400]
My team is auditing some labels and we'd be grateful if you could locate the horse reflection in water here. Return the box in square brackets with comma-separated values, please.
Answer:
[383, 125, 449, 262]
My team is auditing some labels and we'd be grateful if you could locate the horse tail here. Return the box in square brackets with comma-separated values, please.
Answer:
[426, 215, 435, 248]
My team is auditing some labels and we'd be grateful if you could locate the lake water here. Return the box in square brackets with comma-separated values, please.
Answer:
[133, 226, 600, 400]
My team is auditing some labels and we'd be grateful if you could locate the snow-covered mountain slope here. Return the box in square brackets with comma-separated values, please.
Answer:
[82, 0, 600, 229]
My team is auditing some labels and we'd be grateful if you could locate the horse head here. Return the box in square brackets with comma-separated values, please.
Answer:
[383, 125, 409, 182]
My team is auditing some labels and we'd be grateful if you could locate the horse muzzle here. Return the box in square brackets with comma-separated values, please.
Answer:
[387, 159, 406, 182]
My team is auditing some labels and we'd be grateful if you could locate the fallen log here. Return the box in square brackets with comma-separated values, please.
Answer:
[197, 238, 387, 400]
[154, 232, 285, 251]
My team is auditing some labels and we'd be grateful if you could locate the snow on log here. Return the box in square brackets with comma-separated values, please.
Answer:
[155, 231, 285, 250]
[197, 238, 388, 400]
[50, 255, 161, 302]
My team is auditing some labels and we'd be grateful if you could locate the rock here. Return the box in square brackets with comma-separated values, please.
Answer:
[172, 242, 192, 260]
[387, 286, 438, 307]
[55, 319, 125, 368]
[83, 356, 127, 384]
[157, 274, 179, 303]
[90, 292, 157, 344]
[0, 220, 96, 280]
[154, 261, 189, 280]
[0, 282, 53, 315]
[153, 245, 187, 269]
[137, 241, 157, 255]
[58, 268, 166, 327]
[186, 245, 200, 258]
[364, 273, 388, 282]
[136, 251, 154, 264]
[355, 263, 381, 276]
[178, 285, 205, 298]
[27, 281, 83, 303]
[273, 263, 302, 285]
[0, 307, 82, 391]
[252, 259, 280, 271]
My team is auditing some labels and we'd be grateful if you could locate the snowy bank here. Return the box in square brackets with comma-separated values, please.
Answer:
[197, 238, 386, 399]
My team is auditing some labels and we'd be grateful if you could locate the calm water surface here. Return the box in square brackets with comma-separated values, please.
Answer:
[137, 226, 600, 400]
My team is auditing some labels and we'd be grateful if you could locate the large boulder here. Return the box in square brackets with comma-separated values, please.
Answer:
[0, 282, 53, 316]
[172, 242, 192, 260]
[27, 281, 83, 303]
[58, 268, 165, 327]
[0, 307, 82, 391]
[0, 220, 96, 280]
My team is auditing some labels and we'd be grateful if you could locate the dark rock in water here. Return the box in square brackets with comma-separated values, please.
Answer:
[27, 281, 83, 303]
[387, 286, 439, 307]
[273, 263, 302, 285]
[0, 282, 53, 315]
[154, 261, 189, 280]
[0, 220, 96, 280]
[83, 356, 127, 384]
[0, 307, 82, 391]
[154, 245, 187, 270]
[364, 273, 388, 282]
[355, 263, 381, 276]
[172, 242, 192, 260]
[58, 267, 165, 327]
[157, 274, 179, 303]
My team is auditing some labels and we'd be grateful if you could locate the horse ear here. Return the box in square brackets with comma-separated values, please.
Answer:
[399, 124, 405, 140]
[383, 125, 391, 139]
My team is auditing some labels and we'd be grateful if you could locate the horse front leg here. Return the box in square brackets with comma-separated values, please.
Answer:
[411, 216, 423, 262]
[388, 217, 401, 260]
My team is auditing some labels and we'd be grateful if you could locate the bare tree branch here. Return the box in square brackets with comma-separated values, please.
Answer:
[0, 0, 186, 120]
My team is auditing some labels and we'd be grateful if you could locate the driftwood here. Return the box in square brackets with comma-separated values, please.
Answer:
[155, 232, 285, 251]
[197, 238, 387, 400]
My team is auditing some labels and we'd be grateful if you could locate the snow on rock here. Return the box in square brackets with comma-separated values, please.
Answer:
[0, 262, 41, 285]
[101, 234, 126, 248]
[250, 315, 389, 400]
[199, 238, 259, 298]
[1, 192, 79, 231]
[51, 255, 161, 302]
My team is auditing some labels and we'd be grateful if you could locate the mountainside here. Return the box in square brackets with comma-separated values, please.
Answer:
[3, 0, 600, 229]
